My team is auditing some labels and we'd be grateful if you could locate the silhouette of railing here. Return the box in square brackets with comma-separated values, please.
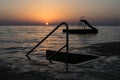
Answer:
[25, 22, 69, 71]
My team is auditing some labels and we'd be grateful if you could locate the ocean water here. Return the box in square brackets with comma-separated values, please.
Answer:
[0, 25, 120, 72]
[0, 25, 120, 54]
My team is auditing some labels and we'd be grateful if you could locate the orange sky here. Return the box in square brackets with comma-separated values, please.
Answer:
[0, 0, 120, 25]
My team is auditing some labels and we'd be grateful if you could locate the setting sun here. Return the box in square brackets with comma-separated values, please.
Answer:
[45, 22, 49, 26]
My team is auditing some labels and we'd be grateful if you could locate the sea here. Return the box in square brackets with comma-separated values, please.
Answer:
[0, 25, 120, 72]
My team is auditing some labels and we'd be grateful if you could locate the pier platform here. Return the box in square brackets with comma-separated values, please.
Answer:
[63, 19, 98, 34]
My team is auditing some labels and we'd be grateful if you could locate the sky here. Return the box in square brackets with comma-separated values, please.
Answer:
[0, 0, 120, 25]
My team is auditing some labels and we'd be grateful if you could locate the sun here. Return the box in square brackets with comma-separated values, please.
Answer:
[45, 22, 49, 26]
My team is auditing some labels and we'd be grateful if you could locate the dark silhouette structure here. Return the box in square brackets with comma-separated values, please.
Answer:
[63, 19, 98, 34]
[46, 50, 100, 64]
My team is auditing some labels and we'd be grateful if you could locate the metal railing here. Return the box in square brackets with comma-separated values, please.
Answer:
[25, 22, 69, 70]
[25, 22, 69, 71]
[25, 22, 69, 56]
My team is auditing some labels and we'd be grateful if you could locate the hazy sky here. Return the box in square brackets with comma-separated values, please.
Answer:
[0, 0, 120, 25]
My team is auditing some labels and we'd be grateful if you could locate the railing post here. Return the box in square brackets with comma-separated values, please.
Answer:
[65, 23, 69, 72]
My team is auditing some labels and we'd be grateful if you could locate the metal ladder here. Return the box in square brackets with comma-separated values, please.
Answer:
[25, 22, 69, 71]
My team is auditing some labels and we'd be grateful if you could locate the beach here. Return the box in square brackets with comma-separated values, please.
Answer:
[0, 41, 120, 80]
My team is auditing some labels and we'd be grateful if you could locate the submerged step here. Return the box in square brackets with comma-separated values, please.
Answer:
[46, 50, 100, 64]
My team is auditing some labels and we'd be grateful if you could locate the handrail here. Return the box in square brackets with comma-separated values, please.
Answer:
[25, 22, 69, 57]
